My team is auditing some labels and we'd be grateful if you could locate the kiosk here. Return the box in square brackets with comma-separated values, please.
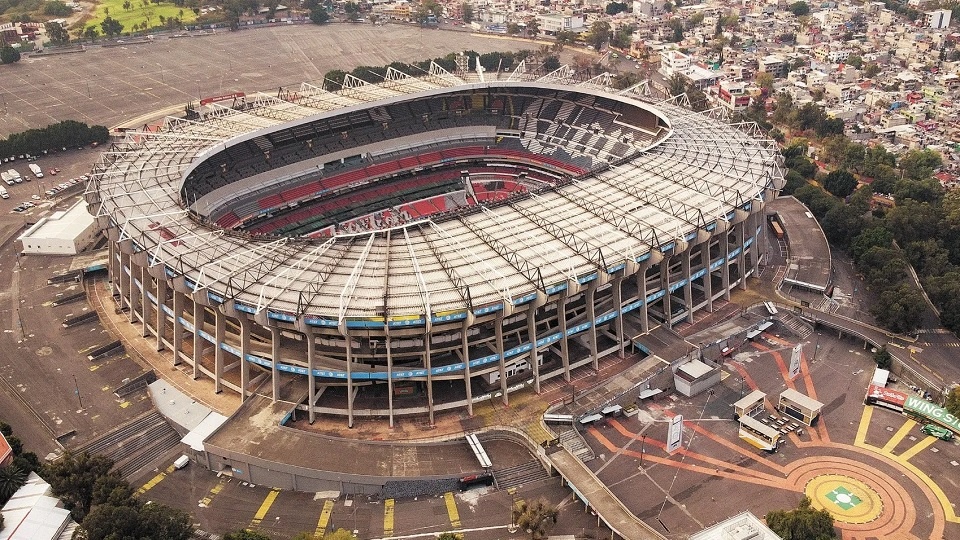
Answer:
[733, 390, 766, 420]
[778, 388, 823, 426]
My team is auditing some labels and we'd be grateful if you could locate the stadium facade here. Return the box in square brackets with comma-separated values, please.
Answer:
[88, 63, 784, 427]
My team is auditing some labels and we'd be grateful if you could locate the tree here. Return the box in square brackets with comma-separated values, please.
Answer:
[310, 7, 329, 23]
[666, 72, 688, 98]
[437, 534, 463, 540]
[945, 386, 960, 417]
[871, 284, 926, 333]
[605, 1, 628, 15]
[586, 20, 611, 50]
[789, 1, 810, 16]
[874, 347, 892, 370]
[0, 466, 28, 506]
[224, 531, 274, 540]
[666, 18, 684, 42]
[81, 501, 192, 540]
[755, 71, 774, 93]
[512, 498, 558, 540]
[543, 55, 561, 71]
[765, 496, 837, 540]
[863, 63, 881, 78]
[44, 0, 74, 15]
[100, 16, 124, 38]
[822, 170, 857, 198]
[507, 22, 521, 35]
[324, 529, 358, 540]
[526, 18, 539, 38]
[898, 149, 942, 182]
[43, 452, 116, 521]
[0, 45, 21, 64]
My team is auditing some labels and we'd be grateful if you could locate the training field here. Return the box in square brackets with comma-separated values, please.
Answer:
[87, 0, 198, 32]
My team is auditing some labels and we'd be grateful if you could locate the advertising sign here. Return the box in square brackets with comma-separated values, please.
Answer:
[904, 396, 960, 433]
[667, 414, 684, 454]
[865, 384, 907, 407]
[789, 344, 802, 380]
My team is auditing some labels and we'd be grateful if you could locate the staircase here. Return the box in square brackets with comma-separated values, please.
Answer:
[72, 410, 181, 479]
[558, 428, 595, 463]
[493, 461, 551, 491]
[776, 312, 813, 339]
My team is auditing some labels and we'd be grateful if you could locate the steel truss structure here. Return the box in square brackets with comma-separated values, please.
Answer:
[89, 67, 784, 426]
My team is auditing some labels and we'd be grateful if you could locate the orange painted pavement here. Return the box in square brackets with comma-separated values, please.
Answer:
[608, 418, 787, 476]
[587, 427, 791, 489]
[750, 341, 796, 391]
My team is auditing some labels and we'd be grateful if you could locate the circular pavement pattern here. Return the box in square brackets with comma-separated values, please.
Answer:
[804, 474, 883, 525]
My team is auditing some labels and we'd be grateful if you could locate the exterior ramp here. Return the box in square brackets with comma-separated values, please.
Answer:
[548, 449, 666, 540]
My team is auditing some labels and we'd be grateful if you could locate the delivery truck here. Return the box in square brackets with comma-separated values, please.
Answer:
[28, 163, 43, 178]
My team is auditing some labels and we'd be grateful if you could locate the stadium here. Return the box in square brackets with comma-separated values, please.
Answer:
[87, 60, 784, 427]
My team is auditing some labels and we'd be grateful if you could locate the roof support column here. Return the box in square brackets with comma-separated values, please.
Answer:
[496, 312, 508, 406]
[612, 275, 625, 357]
[386, 334, 395, 428]
[638, 269, 649, 335]
[701, 241, 713, 312]
[682, 247, 694, 324]
[214, 308, 225, 394]
[425, 330, 434, 426]
[126, 252, 138, 325]
[527, 293, 546, 394]
[461, 314, 475, 416]
[659, 258, 672, 329]
[239, 316, 250, 403]
[307, 331, 317, 424]
[192, 300, 203, 380]
[156, 277, 167, 352]
[721, 230, 731, 301]
[172, 289, 184, 366]
[558, 292, 570, 382]
[270, 327, 281, 403]
[345, 329, 355, 428]
[586, 283, 599, 370]
[108, 239, 118, 296]
[140, 266, 150, 337]
[749, 212, 762, 280]
[736, 220, 747, 290]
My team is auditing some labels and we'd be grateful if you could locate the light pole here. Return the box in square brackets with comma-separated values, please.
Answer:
[72, 375, 83, 409]
[639, 434, 647, 467]
[740, 376, 745, 398]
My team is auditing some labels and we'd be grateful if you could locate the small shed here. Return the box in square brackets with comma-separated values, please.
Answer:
[733, 390, 766, 420]
[674, 359, 721, 397]
[778, 388, 823, 426]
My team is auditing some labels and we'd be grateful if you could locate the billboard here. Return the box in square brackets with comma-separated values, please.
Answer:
[667, 414, 684, 454]
[789, 344, 802, 380]
[904, 396, 960, 433]
[865, 384, 907, 409]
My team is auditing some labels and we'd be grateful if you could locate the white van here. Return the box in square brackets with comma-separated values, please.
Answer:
[174, 455, 190, 469]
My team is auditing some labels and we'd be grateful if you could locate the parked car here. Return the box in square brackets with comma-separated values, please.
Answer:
[921, 424, 954, 441]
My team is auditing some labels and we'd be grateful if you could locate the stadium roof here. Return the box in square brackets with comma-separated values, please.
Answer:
[90, 63, 782, 327]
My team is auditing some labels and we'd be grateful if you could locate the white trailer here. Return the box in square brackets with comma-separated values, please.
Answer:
[28, 163, 43, 178]
[0, 171, 12, 186]
[0, 187, 8, 199]
[7, 169, 22, 183]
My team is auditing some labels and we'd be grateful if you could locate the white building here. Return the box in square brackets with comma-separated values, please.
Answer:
[924, 9, 951, 29]
[659, 49, 691, 76]
[17, 201, 97, 255]
[690, 511, 782, 540]
[535, 13, 584, 34]
[0, 472, 77, 540]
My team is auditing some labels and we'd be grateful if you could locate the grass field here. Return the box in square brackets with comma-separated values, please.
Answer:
[86, 0, 198, 33]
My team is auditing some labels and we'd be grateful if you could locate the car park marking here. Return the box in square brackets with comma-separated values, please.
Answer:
[136, 465, 176, 496]
[443, 492, 461, 529]
[249, 489, 280, 528]
[898, 435, 937, 461]
[315, 499, 334, 538]
[198, 479, 226, 508]
[855, 406, 874, 448]
[881, 419, 917, 453]
[383, 498, 394, 537]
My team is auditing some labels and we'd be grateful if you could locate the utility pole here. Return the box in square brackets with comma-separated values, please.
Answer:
[73, 375, 83, 409]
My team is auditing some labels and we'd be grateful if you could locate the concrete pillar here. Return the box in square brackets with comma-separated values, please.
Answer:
[271, 327, 281, 403]
[156, 278, 167, 351]
[172, 290, 184, 366]
[721, 230, 731, 300]
[701, 243, 713, 311]
[140, 266, 150, 337]
[682, 248, 694, 324]
[558, 293, 570, 381]
[660, 258, 672, 328]
[307, 331, 316, 424]
[638, 271, 649, 334]
[386, 334, 394, 428]
[239, 316, 250, 402]
[526, 303, 541, 393]
[345, 330, 354, 428]
[214, 309, 225, 394]
[495, 313, 508, 406]
[126, 253, 138, 324]
[585, 283, 599, 370]
[425, 331, 434, 426]
[192, 300, 203, 380]
[461, 319, 473, 416]
[118, 251, 129, 309]
[108, 241, 118, 295]
[613, 276, 625, 356]
[737, 221, 747, 290]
